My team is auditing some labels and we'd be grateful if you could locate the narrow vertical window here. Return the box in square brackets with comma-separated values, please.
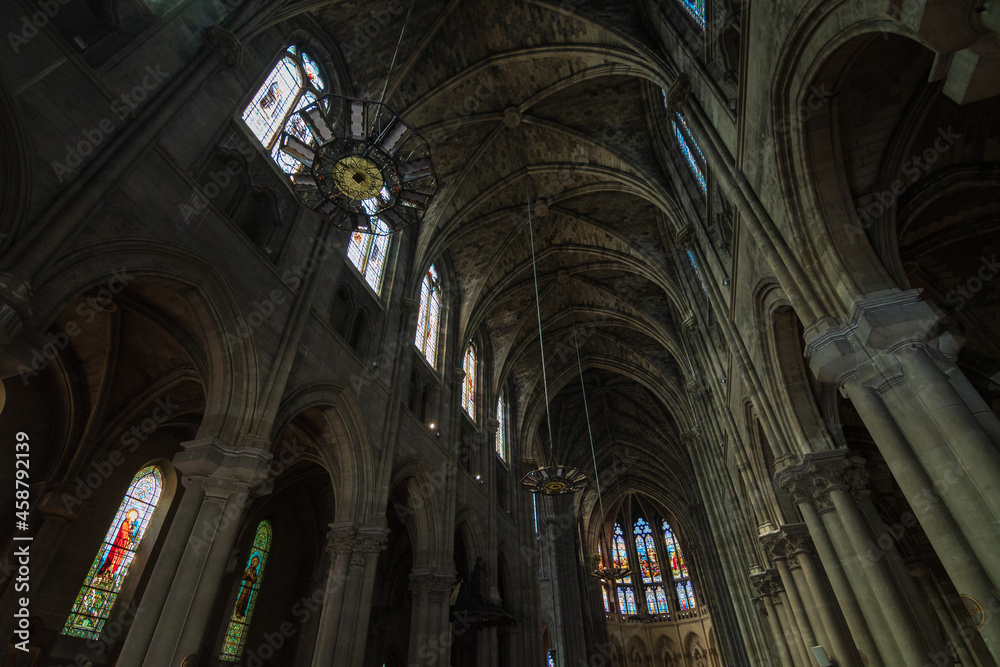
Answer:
[462, 344, 477, 417]
[221, 521, 273, 661]
[62, 466, 163, 639]
[687, 249, 706, 294]
[634, 518, 668, 614]
[677, 0, 705, 28]
[548, 650, 557, 666]
[663, 521, 696, 609]
[496, 393, 507, 462]
[671, 111, 707, 194]
[414, 264, 441, 367]
[347, 217, 391, 293]
[532, 493, 539, 533]
[242, 46, 326, 176]
[612, 523, 636, 614]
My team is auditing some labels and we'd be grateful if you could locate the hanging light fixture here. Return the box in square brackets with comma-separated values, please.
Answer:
[520, 195, 588, 496]
[279, 0, 437, 235]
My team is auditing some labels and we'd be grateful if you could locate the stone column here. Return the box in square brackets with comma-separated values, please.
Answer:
[117, 475, 205, 665]
[545, 495, 587, 667]
[311, 525, 356, 666]
[750, 571, 795, 667]
[141, 439, 271, 666]
[331, 528, 388, 667]
[761, 528, 817, 665]
[407, 569, 456, 666]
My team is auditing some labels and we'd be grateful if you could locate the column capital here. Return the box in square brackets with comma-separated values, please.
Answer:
[750, 568, 783, 596]
[759, 523, 812, 561]
[776, 450, 869, 511]
[804, 289, 943, 384]
[203, 25, 243, 68]
[409, 568, 457, 596]
[326, 523, 358, 556]
[173, 437, 273, 486]
[665, 74, 692, 110]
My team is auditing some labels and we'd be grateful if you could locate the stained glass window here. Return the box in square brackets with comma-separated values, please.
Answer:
[532, 492, 539, 533]
[242, 47, 326, 176]
[633, 518, 662, 584]
[414, 264, 441, 367]
[347, 217, 391, 293]
[617, 586, 637, 615]
[687, 249, 706, 293]
[655, 586, 669, 613]
[548, 650, 557, 667]
[672, 112, 707, 195]
[602, 587, 611, 613]
[221, 521, 273, 661]
[462, 344, 476, 417]
[496, 393, 508, 462]
[62, 466, 163, 639]
[679, 0, 706, 28]
[611, 523, 637, 614]
[663, 521, 696, 609]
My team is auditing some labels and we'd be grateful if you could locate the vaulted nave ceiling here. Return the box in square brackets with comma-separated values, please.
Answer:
[309, 0, 694, 483]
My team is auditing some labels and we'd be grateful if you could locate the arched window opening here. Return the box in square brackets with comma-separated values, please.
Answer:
[663, 521, 696, 609]
[242, 46, 327, 176]
[496, 393, 507, 462]
[347, 217, 391, 293]
[62, 466, 163, 639]
[462, 344, 477, 417]
[220, 520, 273, 661]
[415, 265, 441, 367]
[634, 518, 669, 614]
[677, 0, 706, 29]
[612, 523, 637, 614]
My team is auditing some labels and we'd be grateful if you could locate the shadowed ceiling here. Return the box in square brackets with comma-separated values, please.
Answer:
[309, 0, 698, 492]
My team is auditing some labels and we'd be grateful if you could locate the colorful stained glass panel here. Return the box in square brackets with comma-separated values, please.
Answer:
[347, 217, 391, 293]
[680, 0, 705, 28]
[221, 521, 272, 661]
[415, 265, 441, 366]
[242, 57, 303, 149]
[673, 113, 707, 194]
[462, 345, 476, 416]
[301, 52, 325, 90]
[496, 394, 507, 461]
[633, 518, 662, 584]
[655, 586, 669, 613]
[602, 587, 611, 613]
[687, 249, 705, 293]
[663, 522, 689, 579]
[62, 467, 162, 639]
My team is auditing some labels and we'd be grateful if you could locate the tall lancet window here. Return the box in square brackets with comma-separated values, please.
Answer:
[347, 217, 391, 293]
[612, 523, 637, 615]
[221, 521, 273, 661]
[663, 521, 696, 609]
[672, 111, 707, 195]
[415, 264, 441, 367]
[496, 393, 508, 462]
[242, 46, 327, 175]
[462, 344, 477, 417]
[677, 0, 705, 28]
[634, 518, 669, 614]
[62, 466, 163, 639]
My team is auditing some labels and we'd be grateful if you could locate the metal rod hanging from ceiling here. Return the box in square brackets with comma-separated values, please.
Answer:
[528, 193, 556, 467]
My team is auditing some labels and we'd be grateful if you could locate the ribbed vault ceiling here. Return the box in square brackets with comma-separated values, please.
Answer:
[309, 0, 695, 488]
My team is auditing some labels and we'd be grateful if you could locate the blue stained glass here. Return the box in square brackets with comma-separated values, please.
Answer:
[633, 518, 662, 584]
[687, 249, 705, 293]
[680, 0, 706, 28]
[548, 650, 557, 667]
[663, 521, 689, 579]
[655, 586, 669, 613]
[301, 52, 325, 91]
[496, 394, 508, 461]
[602, 586, 611, 613]
[673, 113, 707, 194]
[685, 580, 696, 608]
[62, 467, 163, 639]
[677, 582, 691, 610]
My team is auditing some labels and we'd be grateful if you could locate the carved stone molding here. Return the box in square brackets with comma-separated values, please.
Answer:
[775, 450, 869, 510]
[759, 523, 812, 562]
[666, 74, 692, 110]
[203, 25, 243, 68]
[327, 525, 357, 556]
[675, 224, 696, 248]
[750, 568, 783, 596]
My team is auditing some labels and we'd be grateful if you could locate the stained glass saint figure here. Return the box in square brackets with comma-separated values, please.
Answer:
[221, 521, 272, 661]
[62, 466, 162, 639]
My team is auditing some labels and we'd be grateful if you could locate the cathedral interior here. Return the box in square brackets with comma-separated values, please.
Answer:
[1, 0, 999, 665]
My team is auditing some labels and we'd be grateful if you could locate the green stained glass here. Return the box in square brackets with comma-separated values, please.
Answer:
[220, 521, 273, 661]
[62, 467, 162, 639]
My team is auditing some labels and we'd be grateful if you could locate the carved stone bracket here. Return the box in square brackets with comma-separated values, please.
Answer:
[204, 25, 243, 68]
[775, 450, 869, 510]
[675, 224, 696, 248]
[750, 568, 783, 597]
[759, 523, 812, 562]
[666, 74, 692, 110]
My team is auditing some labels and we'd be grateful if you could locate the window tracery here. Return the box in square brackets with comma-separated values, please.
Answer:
[242, 46, 327, 176]
[62, 466, 163, 639]
[415, 265, 441, 367]
[347, 217, 391, 293]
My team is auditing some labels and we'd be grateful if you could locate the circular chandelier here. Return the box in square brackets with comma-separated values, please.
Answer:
[279, 94, 438, 235]
[520, 465, 588, 496]
[592, 563, 632, 581]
